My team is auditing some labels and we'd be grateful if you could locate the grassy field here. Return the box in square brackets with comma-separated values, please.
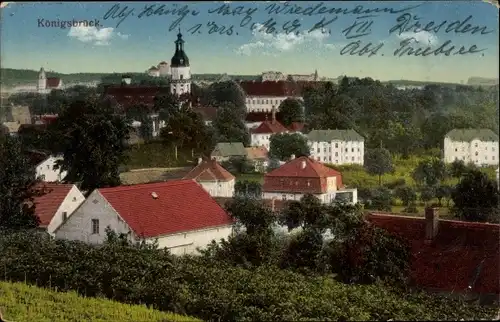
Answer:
[0, 281, 199, 322]
[124, 141, 196, 170]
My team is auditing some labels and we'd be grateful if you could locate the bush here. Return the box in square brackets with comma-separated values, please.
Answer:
[0, 230, 496, 321]
[383, 178, 406, 190]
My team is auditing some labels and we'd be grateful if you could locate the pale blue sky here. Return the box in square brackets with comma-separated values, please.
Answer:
[1, 1, 498, 82]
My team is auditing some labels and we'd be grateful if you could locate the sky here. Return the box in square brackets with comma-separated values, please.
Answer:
[1, 1, 498, 82]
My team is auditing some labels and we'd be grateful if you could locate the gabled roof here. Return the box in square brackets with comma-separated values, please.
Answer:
[367, 212, 499, 295]
[251, 120, 288, 134]
[34, 183, 74, 227]
[245, 146, 269, 160]
[211, 142, 246, 157]
[103, 85, 168, 108]
[266, 156, 343, 181]
[445, 128, 499, 142]
[183, 160, 235, 182]
[46, 77, 61, 88]
[98, 180, 232, 238]
[307, 129, 364, 142]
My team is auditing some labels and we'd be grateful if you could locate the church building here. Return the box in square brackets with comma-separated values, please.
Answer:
[169, 30, 191, 96]
[37, 67, 63, 94]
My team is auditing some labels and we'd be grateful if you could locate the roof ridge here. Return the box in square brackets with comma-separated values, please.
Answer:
[99, 179, 195, 192]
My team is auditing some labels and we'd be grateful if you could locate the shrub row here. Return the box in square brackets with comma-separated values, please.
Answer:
[0, 230, 496, 321]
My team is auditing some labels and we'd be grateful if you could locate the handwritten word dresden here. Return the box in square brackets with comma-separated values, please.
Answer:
[389, 13, 494, 36]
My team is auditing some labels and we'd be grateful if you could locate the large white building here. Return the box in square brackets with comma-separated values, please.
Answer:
[170, 31, 191, 96]
[307, 129, 365, 165]
[443, 129, 499, 166]
[239, 81, 303, 113]
[250, 108, 288, 150]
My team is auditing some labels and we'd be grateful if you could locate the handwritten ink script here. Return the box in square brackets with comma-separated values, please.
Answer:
[102, 2, 494, 57]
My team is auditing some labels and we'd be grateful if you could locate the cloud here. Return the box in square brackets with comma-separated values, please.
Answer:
[236, 23, 332, 56]
[68, 26, 129, 46]
[397, 31, 438, 46]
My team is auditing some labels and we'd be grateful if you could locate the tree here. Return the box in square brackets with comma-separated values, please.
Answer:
[126, 104, 153, 141]
[412, 158, 448, 187]
[434, 184, 451, 207]
[448, 159, 469, 178]
[451, 170, 499, 222]
[49, 97, 131, 194]
[0, 136, 43, 229]
[207, 81, 246, 114]
[419, 186, 435, 206]
[212, 102, 250, 146]
[365, 187, 393, 212]
[364, 148, 394, 186]
[395, 186, 417, 213]
[234, 180, 262, 199]
[269, 133, 309, 161]
[276, 98, 304, 127]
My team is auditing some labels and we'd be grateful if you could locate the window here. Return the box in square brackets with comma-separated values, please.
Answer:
[91, 219, 99, 234]
[317, 148, 320, 153]
[72, 197, 77, 202]
[323, 148, 327, 152]
[493, 147, 496, 151]
[335, 152, 338, 156]
[475, 152, 478, 156]
[485, 156, 487, 160]
[62, 212, 68, 221]
[351, 148, 354, 152]
[493, 156, 496, 160]
[357, 148, 360, 152]
[345, 148, 348, 152]
[475, 143, 478, 147]
[351, 157, 354, 161]
[47, 165, 50, 169]
[282, 194, 287, 200]
[180, 74, 183, 80]
[335, 143, 338, 148]
[39, 174, 45, 180]
[455, 148, 458, 152]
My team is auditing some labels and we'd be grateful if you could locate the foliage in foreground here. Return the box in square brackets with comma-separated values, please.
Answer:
[0, 230, 496, 321]
[0, 281, 198, 322]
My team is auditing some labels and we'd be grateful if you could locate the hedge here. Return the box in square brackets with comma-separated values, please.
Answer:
[0, 231, 496, 321]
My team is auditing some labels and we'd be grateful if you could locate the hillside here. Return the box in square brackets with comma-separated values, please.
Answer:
[467, 77, 499, 86]
[0, 68, 259, 88]
[0, 281, 199, 322]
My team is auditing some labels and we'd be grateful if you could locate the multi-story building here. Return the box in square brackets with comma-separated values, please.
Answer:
[250, 107, 288, 150]
[239, 81, 302, 113]
[262, 155, 358, 204]
[443, 129, 499, 166]
[307, 129, 365, 165]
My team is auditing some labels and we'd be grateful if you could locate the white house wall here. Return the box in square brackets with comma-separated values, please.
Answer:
[55, 190, 133, 245]
[36, 156, 67, 182]
[199, 180, 235, 198]
[46, 185, 85, 236]
[308, 140, 364, 165]
[155, 225, 233, 255]
[251, 133, 285, 150]
[443, 137, 498, 166]
[263, 188, 358, 204]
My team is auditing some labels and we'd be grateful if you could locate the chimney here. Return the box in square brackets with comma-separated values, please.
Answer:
[290, 154, 295, 160]
[271, 105, 276, 123]
[425, 207, 439, 242]
[301, 160, 306, 169]
[197, 157, 203, 165]
[121, 75, 131, 85]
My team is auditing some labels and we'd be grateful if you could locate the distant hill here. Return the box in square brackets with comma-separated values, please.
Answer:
[0, 68, 259, 88]
[384, 79, 463, 87]
[467, 77, 499, 86]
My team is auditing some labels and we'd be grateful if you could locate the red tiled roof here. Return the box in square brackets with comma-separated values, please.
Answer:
[40, 114, 58, 124]
[104, 85, 168, 108]
[288, 122, 305, 132]
[367, 212, 500, 295]
[98, 180, 233, 238]
[264, 156, 344, 193]
[266, 156, 343, 181]
[239, 81, 300, 97]
[46, 77, 61, 88]
[33, 183, 74, 227]
[183, 160, 235, 182]
[251, 120, 288, 134]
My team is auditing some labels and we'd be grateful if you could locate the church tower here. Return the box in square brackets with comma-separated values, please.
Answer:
[170, 29, 191, 96]
[37, 67, 47, 92]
